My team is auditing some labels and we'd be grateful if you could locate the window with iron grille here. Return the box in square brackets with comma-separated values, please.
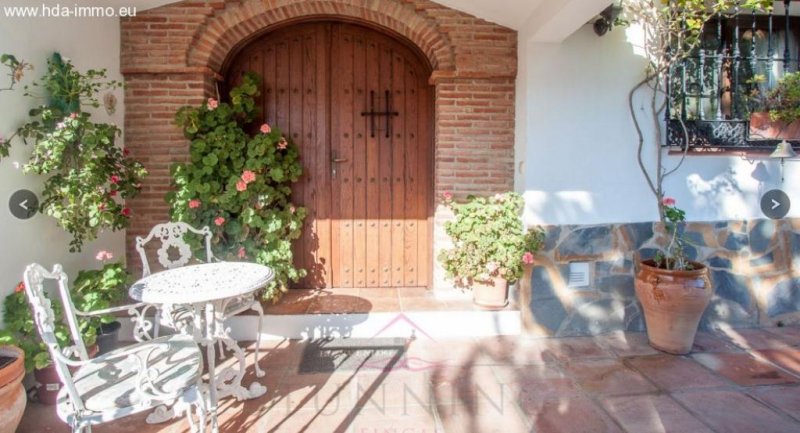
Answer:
[668, 0, 799, 150]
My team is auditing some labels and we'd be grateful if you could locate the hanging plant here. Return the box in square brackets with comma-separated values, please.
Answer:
[3, 53, 147, 252]
[0, 53, 33, 157]
[167, 73, 306, 300]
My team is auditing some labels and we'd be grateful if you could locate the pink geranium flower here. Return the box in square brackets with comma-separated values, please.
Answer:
[289, 205, 296, 214]
[241, 170, 256, 184]
[214, 216, 225, 226]
[237, 247, 246, 259]
[121, 207, 131, 217]
[260, 123, 271, 134]
[207, 98, 218, 110]
[442, 191, 453, 202]
[69, 112, 78, 119]
[110, 175, 120, 184]
[95, 250, 114, 261]
[522, 252, 535, 265]
[14, 282, 25, 293]
[236, 180, 248, 192]
[662, 197, 676, 207]
[277, 137, 288, 150]
[188, 199, 201, 209]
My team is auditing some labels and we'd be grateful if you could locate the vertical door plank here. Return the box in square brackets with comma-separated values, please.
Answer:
[377, 43, 394, 288]
[338, 27, 355, 288]
[365, 38, 381, 288]
[329, 26, 342, 288]
[352, 30, 368, 288]
[314, 25, 332, 288]
[390, 51, 406, 287]
[275, 39, 290, 133]
[264, 43, 277, 129]
[403, 60, 419, 287]
[288, 34, 306, 277]
[249, 50, 264, 122]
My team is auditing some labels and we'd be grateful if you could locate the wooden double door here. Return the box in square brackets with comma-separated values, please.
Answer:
[225, 22, 433, 289]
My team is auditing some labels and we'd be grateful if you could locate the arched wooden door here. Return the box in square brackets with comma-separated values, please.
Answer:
[225, 22, 433, 289]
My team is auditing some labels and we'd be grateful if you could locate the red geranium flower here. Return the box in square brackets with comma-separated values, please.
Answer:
[121, 207, 131, 217]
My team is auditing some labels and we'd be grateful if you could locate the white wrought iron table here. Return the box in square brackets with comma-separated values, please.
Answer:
[129, 261, 274, 432]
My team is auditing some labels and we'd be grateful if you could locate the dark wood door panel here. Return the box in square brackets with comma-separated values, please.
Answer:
[225, 22, 431, 289]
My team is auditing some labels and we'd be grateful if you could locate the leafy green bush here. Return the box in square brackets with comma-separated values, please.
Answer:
[438, 192, 544, 285]
[72, 252, 129, 330]
[8, 53, 147, 252]
[767, 72, 800, 123]
[167, 73, 306, 300]
[1, 282, 89, 371]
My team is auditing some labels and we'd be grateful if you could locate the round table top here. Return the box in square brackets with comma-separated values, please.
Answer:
[129, 262, 274, 305]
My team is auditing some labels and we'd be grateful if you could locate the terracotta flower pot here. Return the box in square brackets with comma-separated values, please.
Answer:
[750, 112, 800, 140]
[0, 345, 26, 433]
[472, 277, 509, 310]
[634, 260, 713, 355]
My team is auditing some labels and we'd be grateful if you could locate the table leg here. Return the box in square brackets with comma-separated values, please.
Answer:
[214, 333, 267, 400]
[206, 304, 220, 433]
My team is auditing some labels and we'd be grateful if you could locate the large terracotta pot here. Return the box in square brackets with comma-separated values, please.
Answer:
[472, 277, 509, 310]
[0, 345, 26, 433]
[635, 260, 713, 355]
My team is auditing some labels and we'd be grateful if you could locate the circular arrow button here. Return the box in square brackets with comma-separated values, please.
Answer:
[761, 189, 790, 220]
[9, 189, 39, 220]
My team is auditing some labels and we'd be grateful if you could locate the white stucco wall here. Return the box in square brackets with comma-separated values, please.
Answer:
[517, 24, 799, 226]
[0, 12, 125, 325]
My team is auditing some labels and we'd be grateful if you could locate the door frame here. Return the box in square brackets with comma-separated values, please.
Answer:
[220, 18, 436, 289]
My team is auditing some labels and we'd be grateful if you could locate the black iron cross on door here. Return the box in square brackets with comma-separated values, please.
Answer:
[360, 90, 399, 138]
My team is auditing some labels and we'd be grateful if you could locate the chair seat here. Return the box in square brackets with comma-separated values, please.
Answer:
[57, 334, 201, 420]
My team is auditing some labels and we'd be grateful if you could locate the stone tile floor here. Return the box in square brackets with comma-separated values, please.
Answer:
[18, 326, 800, 433]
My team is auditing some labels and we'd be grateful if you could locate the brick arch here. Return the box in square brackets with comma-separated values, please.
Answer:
[186, 0, 456, 76]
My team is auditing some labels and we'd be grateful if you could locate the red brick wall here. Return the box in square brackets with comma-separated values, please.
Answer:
[121, 0, 517, 282]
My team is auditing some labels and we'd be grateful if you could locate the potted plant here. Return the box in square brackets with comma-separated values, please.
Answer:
[0, 336, 25, 433]
[622, 0, 770, 354]
[73, 251, 130, 355]
[439, 192, 545, 310]
[3, 282, 96, 404]
[634, 199, 712, 354]
[749, 72, 800, 139]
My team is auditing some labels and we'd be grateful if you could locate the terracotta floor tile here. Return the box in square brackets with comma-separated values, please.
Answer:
[603, 394, 713, 433]
[563, 358, 657, 396]
[357, 287, 400, 299]
[692, 331, 743, 353]
[674, 390, 800, 433]
[764, 326, 800, 346]
[306, 294, 374, 314]
[717, 328, 797, 351]
[625, 354, 729, 391]
[692, 352, 800, 386]
[400, 296, 452, 311]
[755, 347, 800, 376]
[596, 332, 660, 357]
[520, 396, 624, 433]
[539, 336, 614, 362]
[748, 384, 800, 422]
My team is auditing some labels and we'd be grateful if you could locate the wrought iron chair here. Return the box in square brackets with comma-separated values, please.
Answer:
[135, 221, 266, 377]
[22, 263, 210, 433]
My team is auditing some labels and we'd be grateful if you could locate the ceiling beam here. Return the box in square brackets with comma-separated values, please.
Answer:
[523, 0, 612, 43]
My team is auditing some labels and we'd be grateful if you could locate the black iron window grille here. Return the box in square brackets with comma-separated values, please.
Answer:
[667, 0, 800, 149]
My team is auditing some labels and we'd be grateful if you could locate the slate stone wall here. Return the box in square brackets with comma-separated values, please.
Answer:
[521, 219, 800, 337]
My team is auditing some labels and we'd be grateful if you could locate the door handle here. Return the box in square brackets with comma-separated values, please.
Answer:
[331, 152, 348, 178]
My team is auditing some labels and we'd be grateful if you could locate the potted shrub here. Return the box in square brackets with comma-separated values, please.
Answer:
[73, 251, 130, 355]
[0, 339, 25, 433]
[3, 282, 96, 404]
[622, 1, 770, 354]
[749, 72, 800, 140]
[439, 192, 545, 310]
[634, 199, 713, 354]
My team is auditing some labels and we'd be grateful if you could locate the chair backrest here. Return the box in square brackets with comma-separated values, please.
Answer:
[22, 264, 88, 411]
[135, 222, 214, 277]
